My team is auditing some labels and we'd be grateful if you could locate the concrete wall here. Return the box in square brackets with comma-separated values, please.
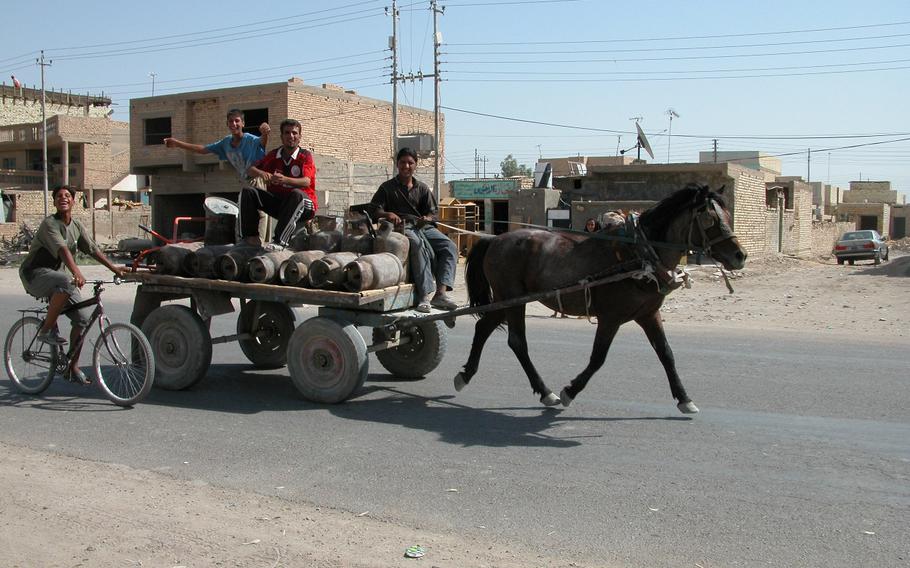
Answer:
[507, 188, 561, 229]
[0, 189, 150, 245]
[0, 85, 112, 126]
[891, 205, 909, 239]
[764, 180, 812, 257]
[837, 203, 891, 236]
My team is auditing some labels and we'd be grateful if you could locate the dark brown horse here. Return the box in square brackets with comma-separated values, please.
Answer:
[454, 184, 747, 413]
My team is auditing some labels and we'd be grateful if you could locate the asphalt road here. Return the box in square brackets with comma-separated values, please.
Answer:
[0, 288, 907, 568]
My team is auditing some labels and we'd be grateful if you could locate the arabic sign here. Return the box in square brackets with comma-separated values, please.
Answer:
[451, 179, 519, 200]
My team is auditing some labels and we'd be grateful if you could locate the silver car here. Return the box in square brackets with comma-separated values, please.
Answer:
[833, 230, 889, 265]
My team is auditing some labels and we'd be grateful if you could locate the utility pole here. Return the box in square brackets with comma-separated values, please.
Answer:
[37, 50, 52, 216]
[389, 1, 399, 160]
[474, 148, 479, 178]
[807, 148, 811, 182]
[482, 155, 488, 178]
[149, 72, 157, 96]
[431, 0, 444, 201]
[712, 139, 718, 163]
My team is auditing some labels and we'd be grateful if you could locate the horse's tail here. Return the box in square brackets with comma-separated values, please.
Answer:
[465, 236, 494, 307]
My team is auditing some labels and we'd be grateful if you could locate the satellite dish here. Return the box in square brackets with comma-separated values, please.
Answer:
[636, 122, 655, 160]
[204, 196, 239, 217]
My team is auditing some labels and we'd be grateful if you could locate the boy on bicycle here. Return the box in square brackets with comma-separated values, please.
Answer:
[18, 185, 124, 383]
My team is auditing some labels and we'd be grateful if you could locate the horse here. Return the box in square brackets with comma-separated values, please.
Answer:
[454, 183, 747, 414]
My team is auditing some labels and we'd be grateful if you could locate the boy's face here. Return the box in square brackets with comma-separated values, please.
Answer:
[227, 115, 245, 135]
[281, 125, 301, 149]
[397, 156, 417, 178]
[53, 189, 74, 213]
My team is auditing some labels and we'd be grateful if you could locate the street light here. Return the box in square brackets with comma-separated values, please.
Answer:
[666, 108, 679, 163]
[148, 72, 157, 96]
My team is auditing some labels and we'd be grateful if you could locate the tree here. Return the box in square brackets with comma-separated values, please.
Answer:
[500, 154, 533, 178]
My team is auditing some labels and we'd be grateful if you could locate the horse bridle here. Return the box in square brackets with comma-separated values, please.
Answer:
[687, 197, 737, 258]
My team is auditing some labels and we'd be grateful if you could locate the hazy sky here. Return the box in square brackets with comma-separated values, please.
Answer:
[3, 0, 908, 200]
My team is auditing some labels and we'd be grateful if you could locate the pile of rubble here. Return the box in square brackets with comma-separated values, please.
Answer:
[888, 237, 910, 253]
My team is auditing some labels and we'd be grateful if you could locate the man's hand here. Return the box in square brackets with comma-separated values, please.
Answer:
[73, 271, 86, 289]
[386, 212, 403, 226]
[259, 123, 270, 136]
[272, 172, 286, 185]
[163, 137, 176, 148]
[112, 267, 125, 279]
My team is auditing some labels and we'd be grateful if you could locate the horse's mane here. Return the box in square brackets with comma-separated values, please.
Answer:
[638, 183, 725, 241]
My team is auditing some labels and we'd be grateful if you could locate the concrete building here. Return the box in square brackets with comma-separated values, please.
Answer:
[698, 151, 782, 178]
[837, 181, 906, 238]
[555, 162, 815, 259]
[1, 85, 146, 242]
[130, 78, 442, 234]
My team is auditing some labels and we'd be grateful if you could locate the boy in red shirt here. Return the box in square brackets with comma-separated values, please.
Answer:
[243, 119, 317, 248]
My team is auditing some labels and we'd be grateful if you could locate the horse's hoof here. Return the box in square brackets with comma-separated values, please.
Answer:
[540, 392, 561, 407]
[677, 401, 699, 414]
[454, 372, 468, 392]
[560, 388, 573, 407]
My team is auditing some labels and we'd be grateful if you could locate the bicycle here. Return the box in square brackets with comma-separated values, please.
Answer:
[3, 278, 155, 407]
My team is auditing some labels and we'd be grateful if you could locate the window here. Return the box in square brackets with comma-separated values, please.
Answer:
[1, 192, 16, 223]
[1, 157, 15, 169]
[241, 108, 269, 134]
[144, 117, 172, 145]
[69, 146, 81, 164]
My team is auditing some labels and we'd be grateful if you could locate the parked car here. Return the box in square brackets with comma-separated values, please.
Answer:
[833, 230, 889, 265]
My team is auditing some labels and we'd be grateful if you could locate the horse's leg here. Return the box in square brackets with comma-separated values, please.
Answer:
[559, 319, 620, 407]
[454, 310, 505, 392]
[636, 311, 699, 414]
[503, 306, 560, 407]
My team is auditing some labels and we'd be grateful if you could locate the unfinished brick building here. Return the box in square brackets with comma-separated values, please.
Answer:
[130, 78, 442, 236]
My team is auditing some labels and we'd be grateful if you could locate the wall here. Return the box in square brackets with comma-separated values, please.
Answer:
[810, 221, 855, 258]
[0, 189, 150, 245]
[0, 85, 111, 126]
[507, 188, 561, 229]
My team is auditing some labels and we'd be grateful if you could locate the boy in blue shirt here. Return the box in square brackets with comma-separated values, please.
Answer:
[164, 109, 270, 241]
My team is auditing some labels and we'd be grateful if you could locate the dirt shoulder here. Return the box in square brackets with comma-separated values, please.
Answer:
[1, 252, 907, 567]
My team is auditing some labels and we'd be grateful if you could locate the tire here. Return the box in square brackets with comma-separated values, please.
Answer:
[287, 317, 368, 404]
[373, 320, 447, 379]
[92, 322, 154, 406]
[874, 252, 881, 265]
[4, 316, 57, 395]
[848, 259, 855, 265]
[237, 301, 295, 368]
[142, 305, 212, 390]
[836, 258, 844, 265]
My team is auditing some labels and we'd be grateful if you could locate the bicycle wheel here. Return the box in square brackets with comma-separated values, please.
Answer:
[4, 316, 57, 394]
[92, 322, 154, 407]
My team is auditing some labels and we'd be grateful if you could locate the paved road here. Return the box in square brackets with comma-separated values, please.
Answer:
[0, 285, 907, 568]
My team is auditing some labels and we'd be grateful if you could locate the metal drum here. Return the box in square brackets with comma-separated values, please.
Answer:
[203, 196, 239, 246]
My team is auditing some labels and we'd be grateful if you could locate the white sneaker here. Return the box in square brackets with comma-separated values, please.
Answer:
[261, 242, 286, 252]
[430, 292, 458, 311]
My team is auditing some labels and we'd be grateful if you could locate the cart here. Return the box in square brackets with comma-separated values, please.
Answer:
[123, 272, 454, 404]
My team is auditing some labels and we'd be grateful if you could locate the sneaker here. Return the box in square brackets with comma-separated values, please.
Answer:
[36, 329, 67, 345]
[415, 301, 432, 313]
[262, 242, 286, 252]
[430, 292, 458, 311]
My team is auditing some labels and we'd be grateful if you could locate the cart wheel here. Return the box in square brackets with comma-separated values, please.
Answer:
[142, 305, 212, 390]
[237, 301, 295, 369]
[287, 317, 368, 404]
[373, 320, 447, 379]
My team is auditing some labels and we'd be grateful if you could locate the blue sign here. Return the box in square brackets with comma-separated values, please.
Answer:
[451, 179, 518, 200]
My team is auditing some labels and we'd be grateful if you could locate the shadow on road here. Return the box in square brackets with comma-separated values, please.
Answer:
[851, 255, 910, 278]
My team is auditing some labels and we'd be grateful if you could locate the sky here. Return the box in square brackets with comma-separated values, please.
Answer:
[3, 0, 908, 201]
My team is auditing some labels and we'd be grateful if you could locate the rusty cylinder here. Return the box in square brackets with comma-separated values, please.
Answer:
[248, 249, 295, 284]
[155, 242, 204, 276]
[279, 250, 326, 286]
[307, 252, 359, 289]
[217, 247, 263, 282]
[373, 219, 410, 264]
[183, 244, 234, 278]
[341, 233, 374, 254]
[343, 253, 406, 292]
[306, 230, 342, 253]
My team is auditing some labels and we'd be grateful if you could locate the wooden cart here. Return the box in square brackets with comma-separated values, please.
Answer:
[124, 273, 453, 404]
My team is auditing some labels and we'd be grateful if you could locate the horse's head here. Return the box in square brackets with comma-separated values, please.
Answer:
[684, 185, 747, 270]
[642, 184, 747, 271]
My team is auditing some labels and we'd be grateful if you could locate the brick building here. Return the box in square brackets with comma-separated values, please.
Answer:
[1, 85, 146, 242]
[130, 78, 442, 234]
[554, 162, 816, 259]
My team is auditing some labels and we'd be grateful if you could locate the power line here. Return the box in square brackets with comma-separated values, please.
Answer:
[445, 19, 910, 45]
[440, 105, 910, 140]
[48, 1, 383, 52]
[445, 31, 910, 55]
